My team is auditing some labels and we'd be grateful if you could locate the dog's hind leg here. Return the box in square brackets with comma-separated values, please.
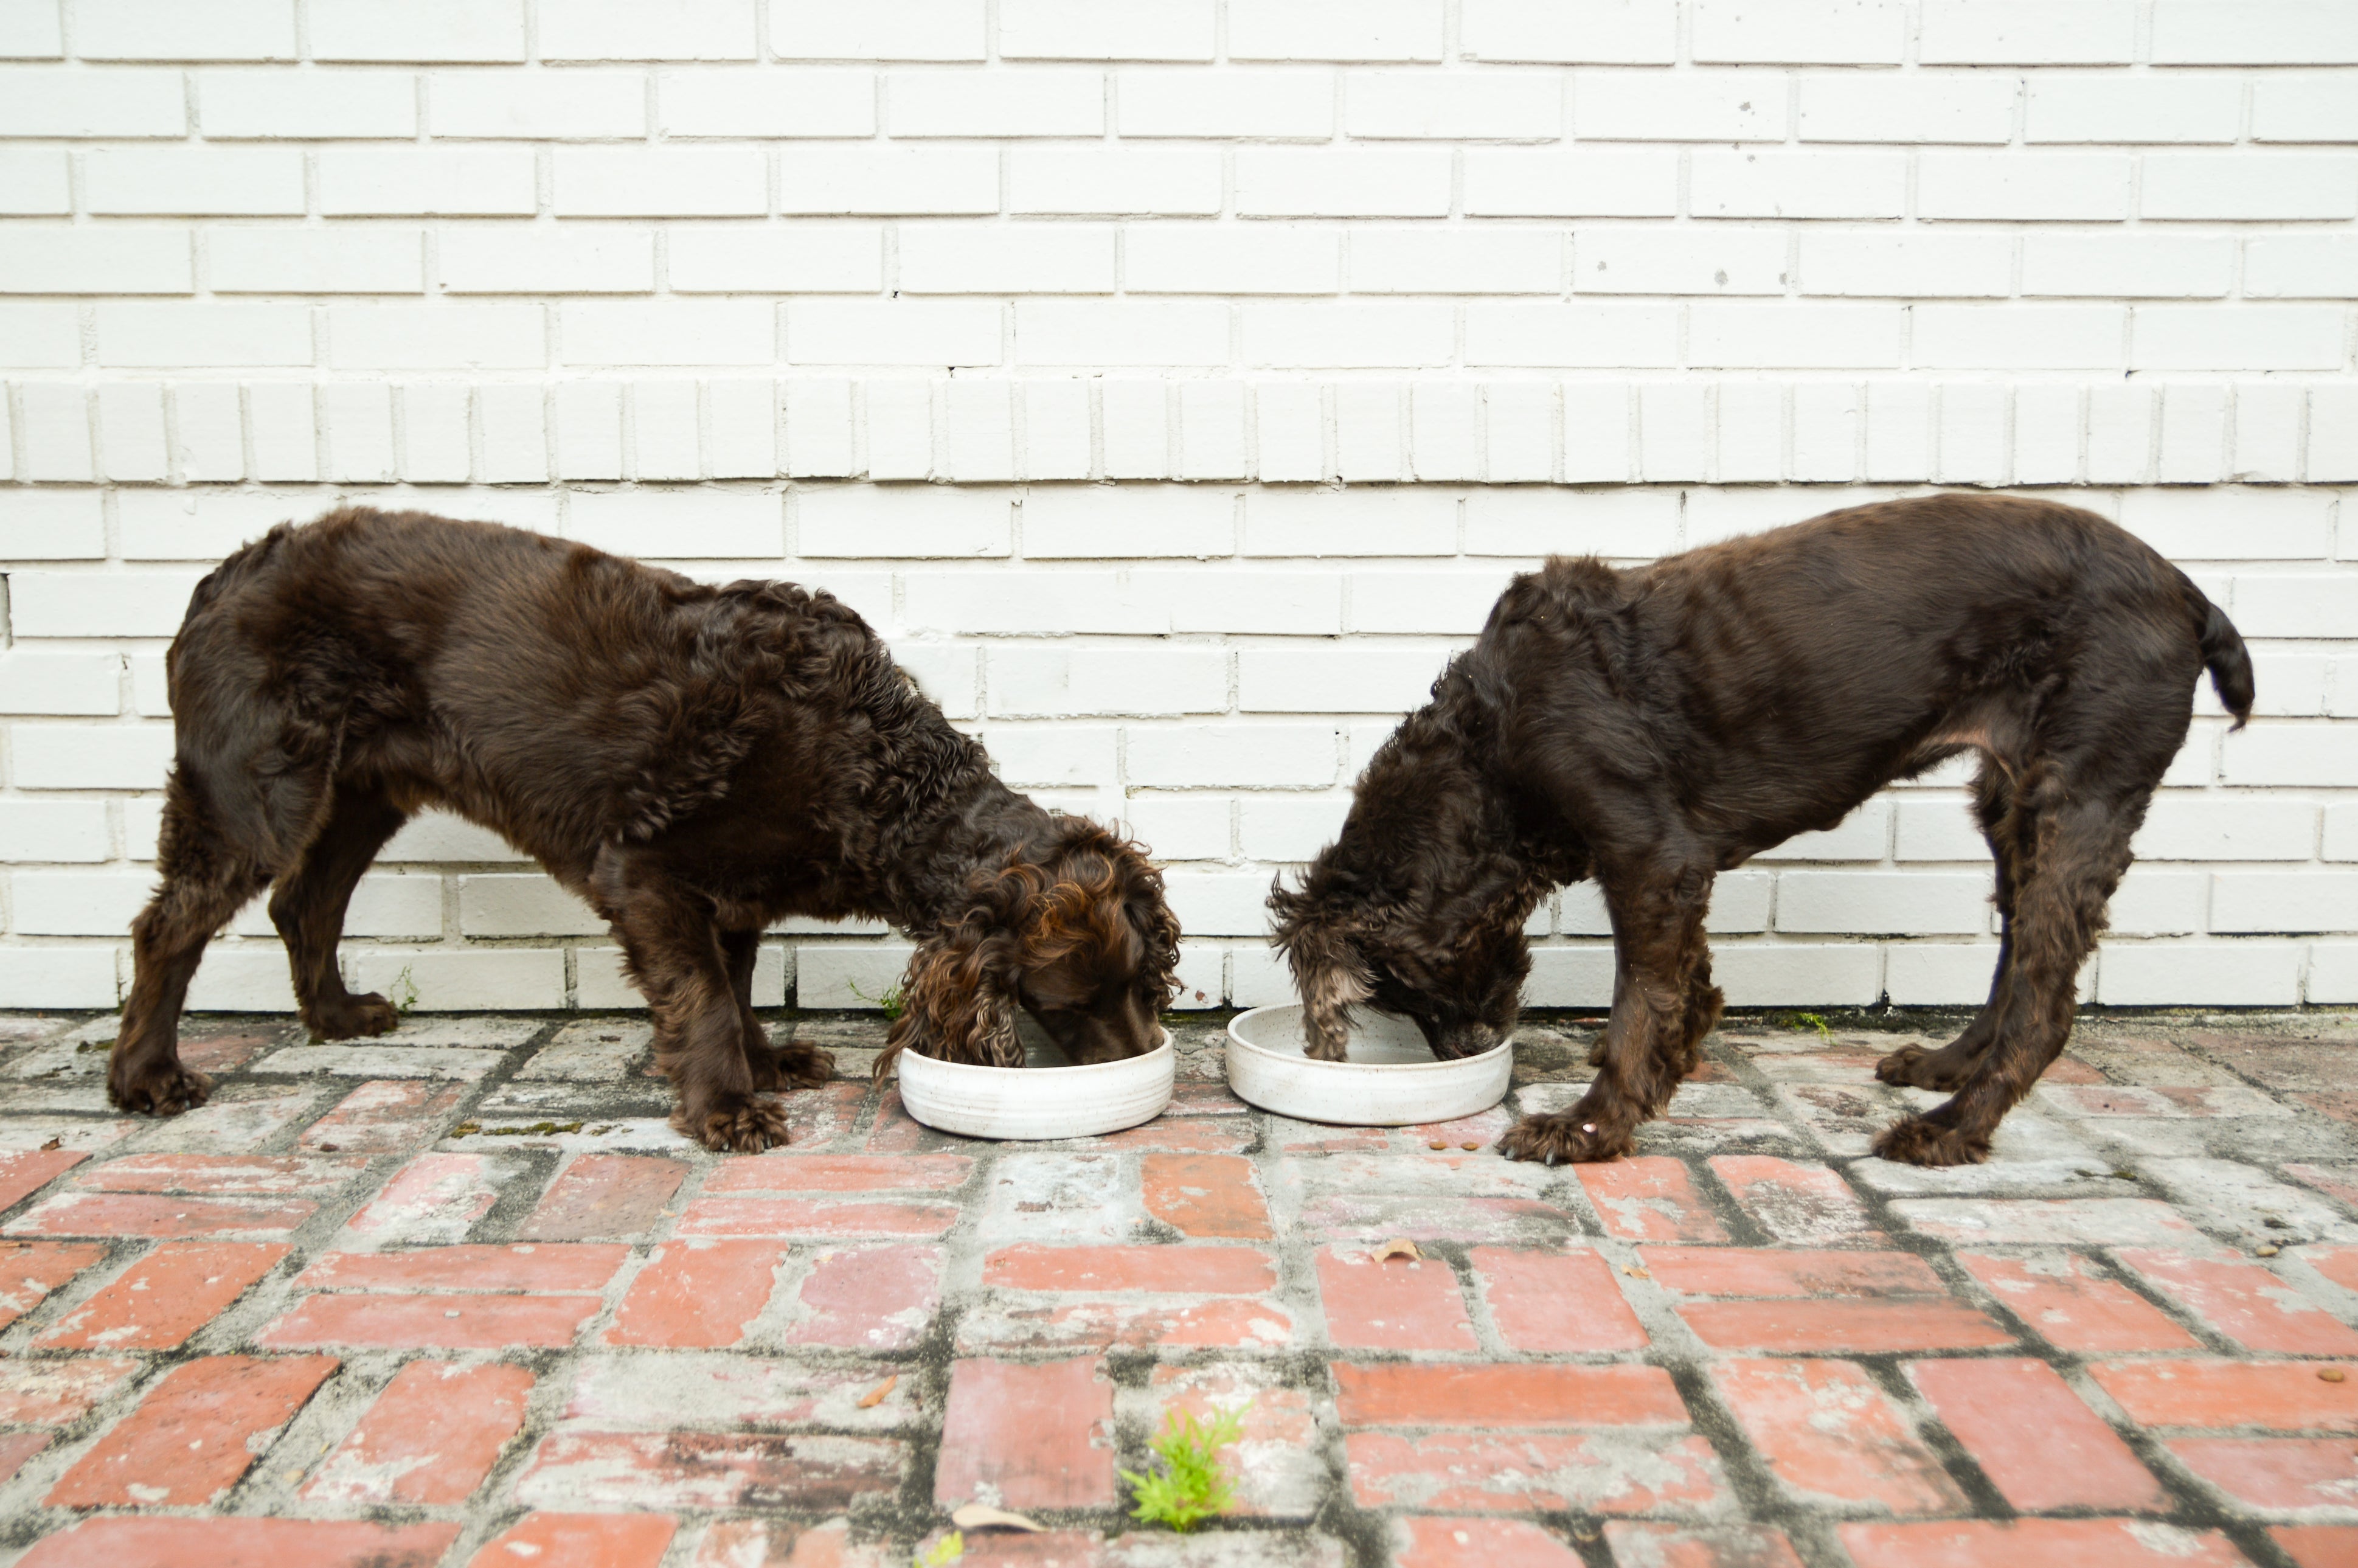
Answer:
[1879, 758, 2019, 1092]
[270, 783, 406, 1041]
[1874, 782, 2137, 1167]
[722, 927, 833, 1093]
[113, 773, 272, 1115]
[1501, 859, 1713, 1164]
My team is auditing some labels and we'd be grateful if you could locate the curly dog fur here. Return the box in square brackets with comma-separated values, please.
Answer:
[116, 507, 1179, 1151]
[1271, 493, 2253, 1168]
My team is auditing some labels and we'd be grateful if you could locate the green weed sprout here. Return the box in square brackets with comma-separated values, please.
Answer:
[1788, 1010, 1833, 1042]
[847, 978, 905, 1021]
[1122, 1403, 1249, 1533]
[914, 1533, 963, 1567]
[389, 965, 420, 1018]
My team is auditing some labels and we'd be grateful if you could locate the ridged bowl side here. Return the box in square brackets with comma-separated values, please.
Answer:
[896, 1028, 1175, 1141]
[1225, 1005, 1513, 1127]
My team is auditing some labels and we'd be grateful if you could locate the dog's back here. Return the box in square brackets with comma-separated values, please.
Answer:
[164, 506, 902, 866]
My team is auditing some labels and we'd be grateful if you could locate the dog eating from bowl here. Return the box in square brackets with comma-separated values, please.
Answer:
[1271, 493, 2253, 1168]
[111, 507, 1179, 1153]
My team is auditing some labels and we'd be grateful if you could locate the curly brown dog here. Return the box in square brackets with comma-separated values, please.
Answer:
[116, 507, 1179, 1151]
[1271, 493, 2253, 1167]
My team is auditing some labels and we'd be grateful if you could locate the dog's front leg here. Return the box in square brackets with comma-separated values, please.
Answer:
[1500, 867, 1710, 1165]
[601, 851, 792, 1154]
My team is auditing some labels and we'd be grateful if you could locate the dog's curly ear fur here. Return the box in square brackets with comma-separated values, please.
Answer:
[879, 912, 1022, 1075]
[1269, 878, 1371, 1063]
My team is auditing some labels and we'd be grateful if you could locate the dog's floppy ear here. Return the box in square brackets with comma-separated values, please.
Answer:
[879, 906, 1023, 1075]
[1121, 841, 1184, 1007]
[1269, 879, 1371, 1063]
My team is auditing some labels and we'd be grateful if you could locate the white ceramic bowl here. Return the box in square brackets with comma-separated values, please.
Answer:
[895, 1021, 1174, 1140]
[1226, 1004, 1513, 1126]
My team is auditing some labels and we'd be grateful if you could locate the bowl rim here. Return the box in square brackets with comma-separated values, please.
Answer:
[897, 1025, 1174, 1080]
[1226, 1004, 1512, 1073]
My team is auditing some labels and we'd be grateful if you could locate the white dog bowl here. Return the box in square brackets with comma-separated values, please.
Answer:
[895, 1021, 1173, 1140]
[1226, 1004, 1513, 1126]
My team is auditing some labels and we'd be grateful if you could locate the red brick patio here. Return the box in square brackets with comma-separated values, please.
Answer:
[1, 1008, 2355, 1566]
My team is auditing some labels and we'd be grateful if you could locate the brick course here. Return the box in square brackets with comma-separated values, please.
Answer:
[0, 10, 2348, 1005]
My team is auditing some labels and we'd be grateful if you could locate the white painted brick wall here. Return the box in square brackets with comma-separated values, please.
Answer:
[1, 5, 2351, 1011]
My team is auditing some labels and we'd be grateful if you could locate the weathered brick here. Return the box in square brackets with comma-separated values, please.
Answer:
[6, 1191, 319, 1240]
[1712, 1358, 1968, 1514]
[1333, 1362, 1687, 1427]
[1394, 1517, 1586, 1566]
[521, 1430, 906, 1511]
[985, 1243, 1275, 1294]
[0, 1355, 141, 1425]
[1141, 1152, 1272, 1238]
[1468, 1246, 1648, 1351]
[678, 1197, 960, 1238]
[300, 1080, 468, 1153]
[524, 1154, 688, 1241]
[339, 1151, 517, 1245]
[606, 1240, 785, 1348]
[465, 1514, 678, 1568]
[35, 1240, 287, 1350]
[780, 1243, 945, 1350]
[0, 1148, 92, 1206]
[935, 1357, 1115, 1509]
[2118, 1249, 2358, 1355]
[1600, 1524, 1807, 1568]
[1318, 1244, 1475, 1350]
[46, 1353, 338, 1507]
[303, 1359, 534, 1504]
[260, 1291, 605, 1350]
[1955, 1251, 2199, 1352]
[0, 1238, 104, 1329]
[1345, 1429, 1727, 1513]
[1710, 1155, 1879, 1247]
[1836, 1521, 2244, 1568]
[293, 1243, 631, 1293]
[2277, 1526, 2358, 1568]
[1578, 1157, 1733, 1242]
[1909, 1357, 2165, 1512]
[699, 1153, 973, 1193]
[16, 1520, 460, 1568]
[2166, 1436, 2358, 1513]
[2093, 1358, 2358, 1432]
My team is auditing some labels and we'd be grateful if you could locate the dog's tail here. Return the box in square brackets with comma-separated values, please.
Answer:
[2179, 571, 2255, 730]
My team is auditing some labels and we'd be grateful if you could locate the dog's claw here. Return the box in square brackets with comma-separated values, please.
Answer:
[681, 1091, 792, 1153]
[108, 1064, 214, 1118]
[307, 991, 399, 1041]
[1497, 1109, 1634, 1165]
[1871, 1114, 1990, 1167]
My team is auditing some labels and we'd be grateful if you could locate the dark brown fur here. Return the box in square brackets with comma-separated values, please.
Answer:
[116, 507, 1179, 1151]
[1271, 493, 2254, 1167]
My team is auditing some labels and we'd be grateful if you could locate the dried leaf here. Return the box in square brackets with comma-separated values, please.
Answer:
[1623, 1264, 1651, 1280]
[856, 1374, 898, 1409]
[2322, 1368, 2347, 1383]
[38, 1136, 60, 1151]
[951, 1504, 1045, 1533]
[1376, 1238, 1421, 1263]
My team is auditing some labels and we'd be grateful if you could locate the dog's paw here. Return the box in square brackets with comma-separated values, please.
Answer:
[1496, 1110, 1635, 1165]
[108, 1063, 213, 1117]
[681, 1092, 792, 1154]
[1871, 1115, 1989, 1167]
[1874, 1042, 1977, 1092]
[308, 992, 400, 1041]
[751, 1042, 835, 1091]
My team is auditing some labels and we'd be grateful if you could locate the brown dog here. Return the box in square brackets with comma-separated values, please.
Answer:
[1271, 493, 2253, 1167]
[116, 507, 1179, 1151]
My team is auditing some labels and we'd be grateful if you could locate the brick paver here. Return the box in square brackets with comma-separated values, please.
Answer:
[1, 1009, 2357, 1564]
